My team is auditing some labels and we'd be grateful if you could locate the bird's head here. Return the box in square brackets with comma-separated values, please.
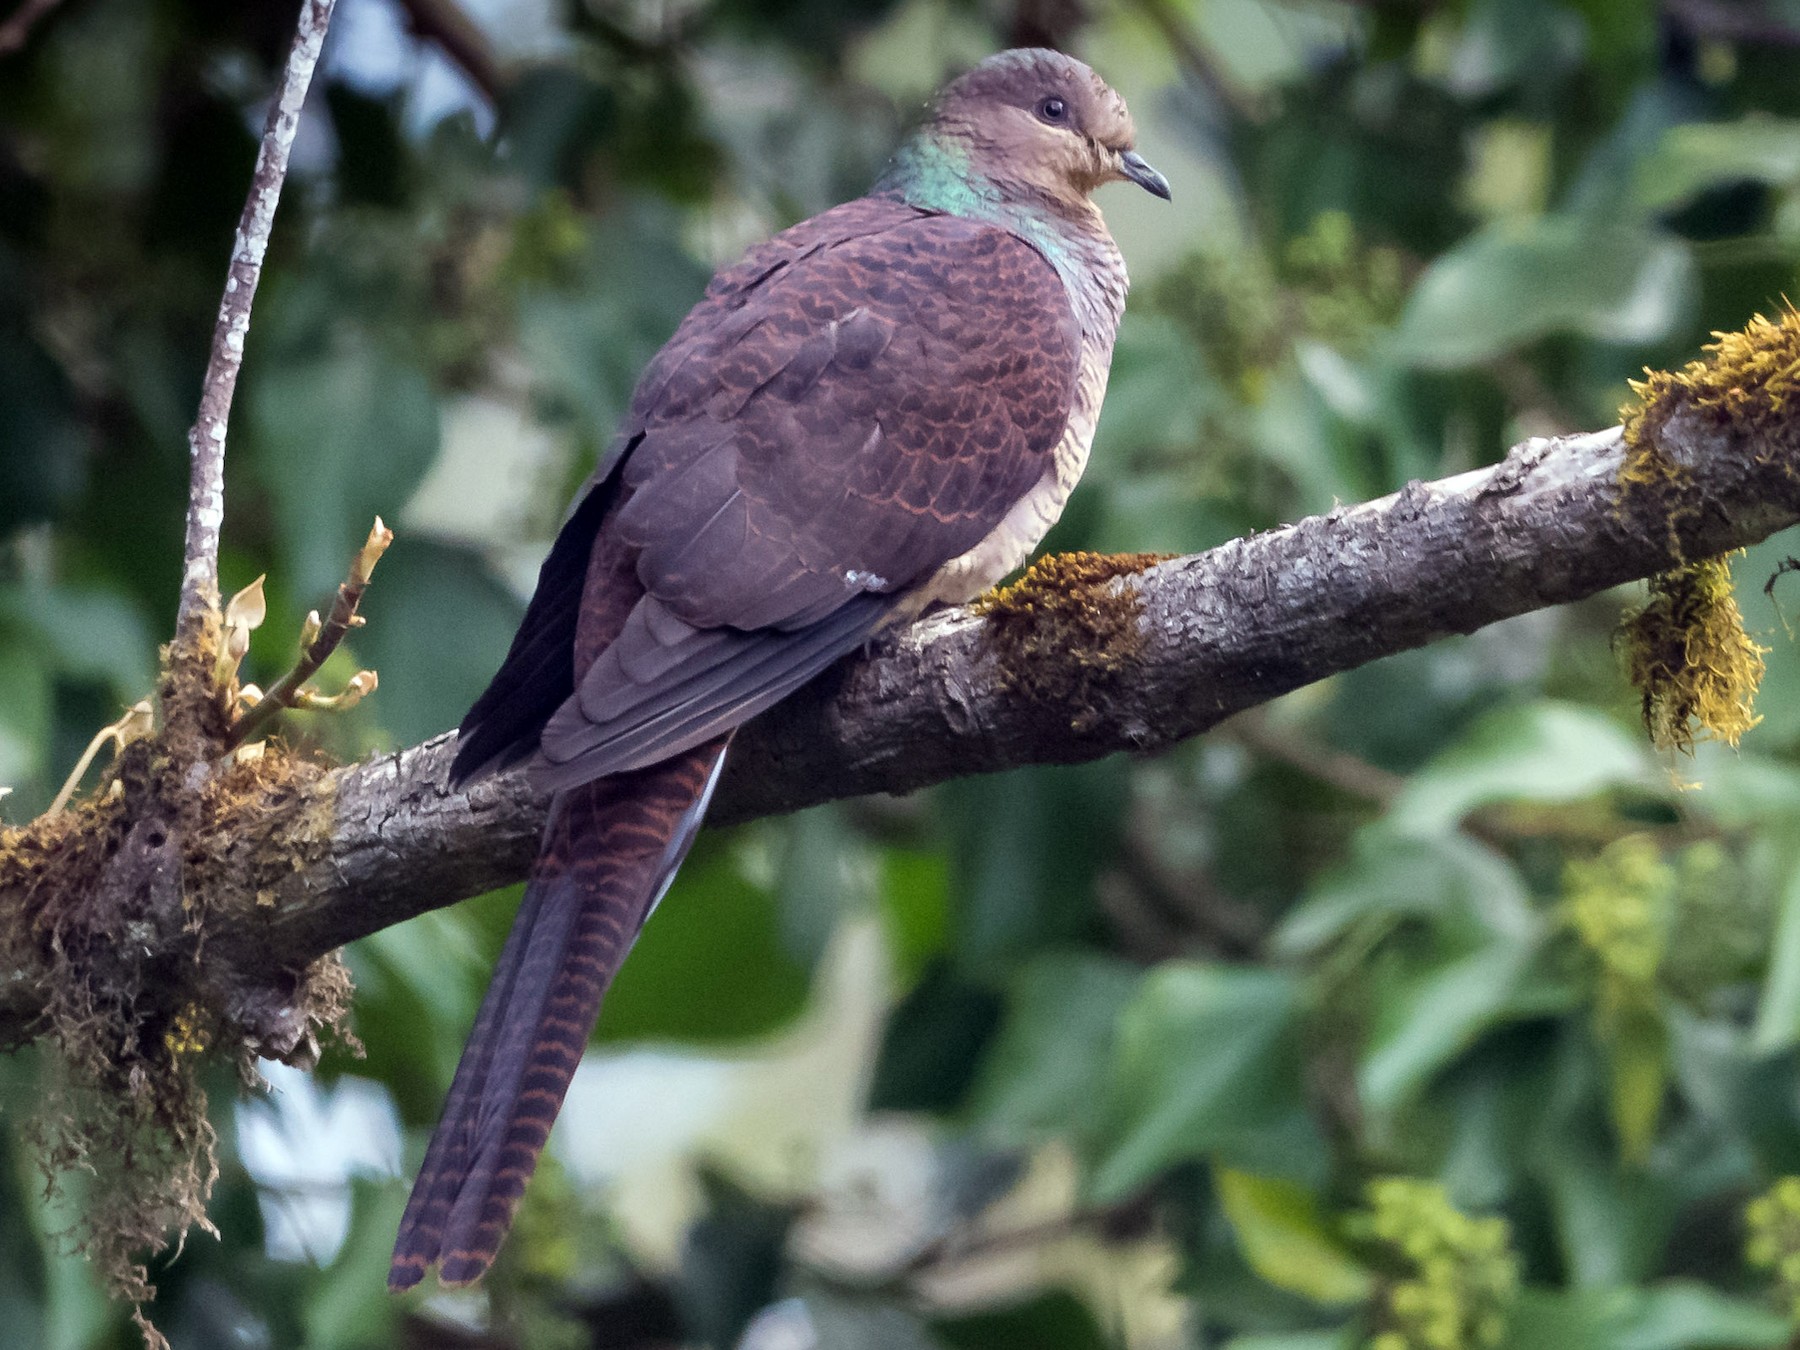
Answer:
[912, 48, 1171, 211]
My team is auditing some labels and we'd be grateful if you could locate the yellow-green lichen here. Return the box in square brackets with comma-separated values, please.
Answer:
[972, 551, 1174, 725]
[1350, 1178, 1519, 1350]
[1618, 552, 1766, 753]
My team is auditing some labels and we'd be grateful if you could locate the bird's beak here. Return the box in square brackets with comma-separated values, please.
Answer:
[1119, 149, 1172, 201]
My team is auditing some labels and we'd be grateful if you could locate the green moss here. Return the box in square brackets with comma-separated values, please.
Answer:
[971, 551, 1174, 726]
[1, 663, 352, 1348]
[1621, 303, 1800, 487]
[1613, 308, 1800, 754]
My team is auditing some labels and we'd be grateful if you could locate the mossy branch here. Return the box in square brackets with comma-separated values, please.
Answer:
[6, 307, 1798, 1025]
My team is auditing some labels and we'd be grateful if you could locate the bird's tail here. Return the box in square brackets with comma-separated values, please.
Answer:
[388, 739, 729, 1291]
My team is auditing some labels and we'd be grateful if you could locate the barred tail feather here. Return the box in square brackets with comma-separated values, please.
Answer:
[388, 739, 728, 1291]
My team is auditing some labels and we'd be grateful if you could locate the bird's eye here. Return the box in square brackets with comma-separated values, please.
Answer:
[1037, 96, 1068, 124]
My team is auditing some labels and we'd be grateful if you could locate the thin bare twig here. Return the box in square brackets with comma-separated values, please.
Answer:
[1129, 0, 1265, 123]
[1224, 708, 1518, 852]
[175, 0, 337, 637]
[396, 0, 506, 102]
[228, 518, 391, 747]
[899, 1197, 1152, 1277]
[1225, 711, 1405, 807]
[0, 0, 64, 56]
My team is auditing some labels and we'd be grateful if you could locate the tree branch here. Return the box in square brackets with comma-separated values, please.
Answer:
[4, 386, 1800, 1047]
[396, 0, 506, 103]
[175, 0, 335, 637]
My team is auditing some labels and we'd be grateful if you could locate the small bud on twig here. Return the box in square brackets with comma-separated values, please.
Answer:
[292, 669, 378, 714]
[227, 518, 390, 747]
[354, 517, 394, 587]
[217, 574, 268, 691]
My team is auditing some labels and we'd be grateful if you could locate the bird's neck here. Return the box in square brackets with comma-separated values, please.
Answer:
[875, 133, 1110, 288]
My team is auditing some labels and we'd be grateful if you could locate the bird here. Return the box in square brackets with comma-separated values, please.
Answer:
[388, 46, 1171, 1292]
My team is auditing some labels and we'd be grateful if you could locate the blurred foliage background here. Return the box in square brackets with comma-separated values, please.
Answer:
[9, 0, 1800, 1346]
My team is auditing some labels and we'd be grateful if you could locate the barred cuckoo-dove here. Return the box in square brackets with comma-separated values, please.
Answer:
[389, 46, 1171, 1291]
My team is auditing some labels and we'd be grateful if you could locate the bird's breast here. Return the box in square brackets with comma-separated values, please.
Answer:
[917, 229, 1127, 610]
[920, 333, 1115, 609]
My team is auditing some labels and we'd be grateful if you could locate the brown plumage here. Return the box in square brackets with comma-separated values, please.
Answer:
[390, 47, 1167, 1292]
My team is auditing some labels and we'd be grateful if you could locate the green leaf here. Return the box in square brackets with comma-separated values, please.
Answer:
[348, 903, 497, 1122]
[249, 338, 441, 598]
[1391, 217, 1692, 367]
[680, 1170, 800, 1350]
[498, 67, 619, 194]
[1502, 1283, 1789, 1350]
[1633, 119, 1800, 212]
[945, 760, 1129, 969]
[0, 640, 50, 789]
[1390, 701, 1654, 837]
[967, 952, 1142, 1145]
[1540, 1119, 1679, 1287]
[1222, 1336, 1356, 1350]
[1434, 1027, 1567, 1207]
[1252, 365, 1366, 515]
[1094, 312, 1212, 462]
[351, 537, 524, 747]
[1275, 827, 1536, 959]
[1727, 531, 1800, 750]
[2, 582, 155, 699]
[0, 1096, 115, 1350]
[1604, 1006, 1668, 1166]
[880, 847, 952, 984]
[1752, 859, 1800, 1055]
[1089, 964, 1316, 1200]
[776, 807, 862, 965]
[1361, 933, 1537, 1117]
[517, 213, 709, 441]
[302, 1178, 406, 1350]
[867, 959, 1003, 1113]
[1687, 752, 1800, 828]
[1611, 1282, 1792, 1350]
[1214, 1168, 1372, 1305]
[1444, 0, 1586, 99]
[0, 320, 87, 530]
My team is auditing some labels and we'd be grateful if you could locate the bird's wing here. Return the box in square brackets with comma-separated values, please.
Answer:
[451, 197, 954, 785]
[529, 201, 1080, 785]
